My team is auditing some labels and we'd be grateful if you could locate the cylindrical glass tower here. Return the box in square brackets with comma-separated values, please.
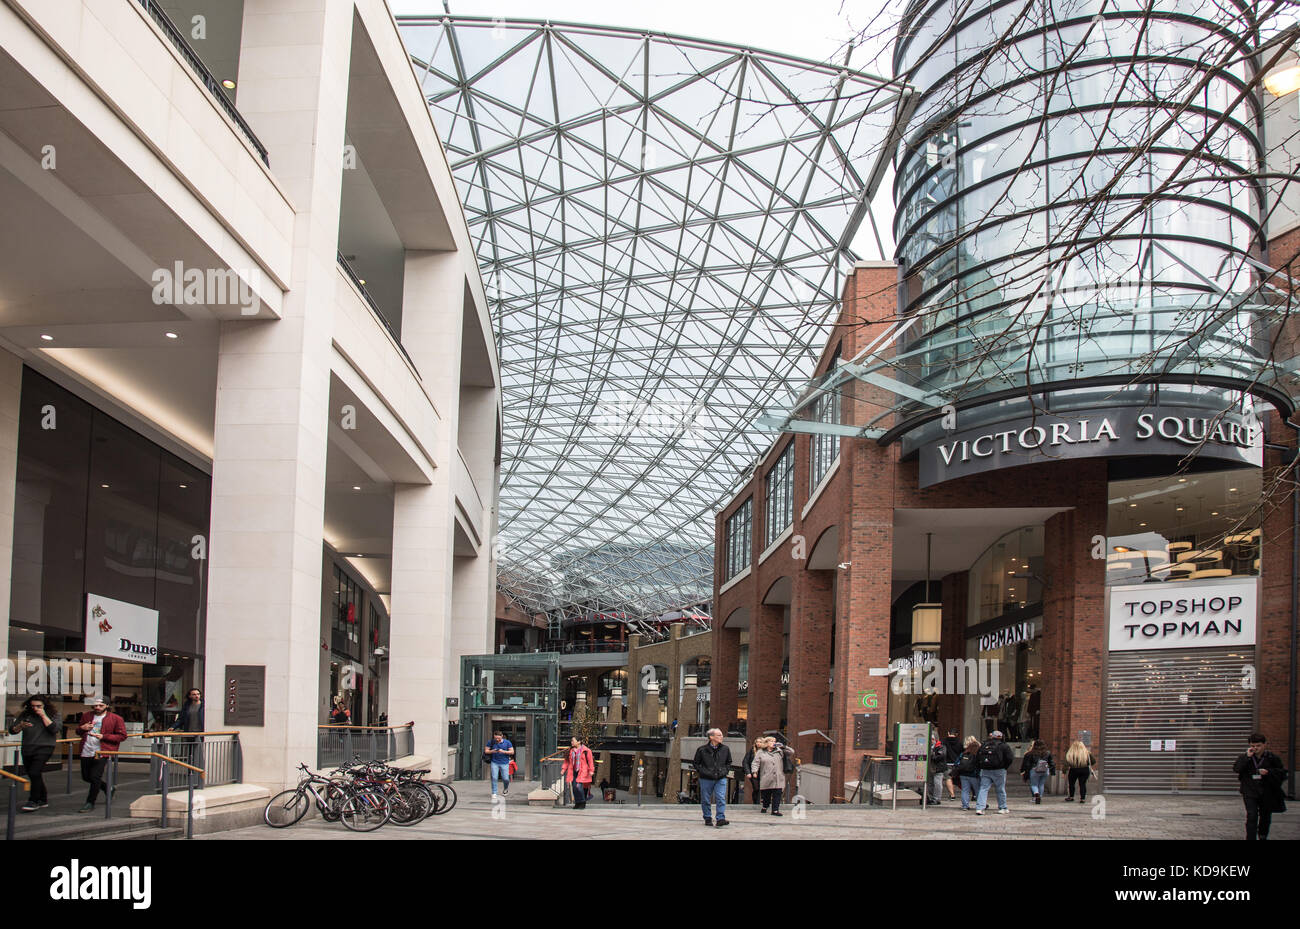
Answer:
[889, 0, 1277, 448]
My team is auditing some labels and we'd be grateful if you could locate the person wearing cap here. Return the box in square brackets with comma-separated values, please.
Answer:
[974, 729, 1014, 815]
[75, 698, 127, 812]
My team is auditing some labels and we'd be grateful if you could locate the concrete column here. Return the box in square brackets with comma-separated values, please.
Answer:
[787, 567, 833, 762]
[0, 350, 20, 675]
[387, 484, 453, 774]
[830, 440, 894, 794]
[665, 677, 698, 802]
[1260, 429, 1299, 775]
[204, 0, 353, 788]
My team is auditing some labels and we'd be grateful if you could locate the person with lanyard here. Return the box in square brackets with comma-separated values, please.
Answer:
[1232, 732, 1287, 840]
[7, 695, 60, 812]
[485, 730, 514, 797]
[75, 697, 127, 813]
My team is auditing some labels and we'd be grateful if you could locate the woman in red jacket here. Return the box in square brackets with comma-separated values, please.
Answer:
[75, 697, 127, 812]
[562, 736, 595, 810]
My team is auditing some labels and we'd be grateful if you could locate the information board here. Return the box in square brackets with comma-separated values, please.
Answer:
[895, 722, 932, 783]
[224, 665, 265, 727]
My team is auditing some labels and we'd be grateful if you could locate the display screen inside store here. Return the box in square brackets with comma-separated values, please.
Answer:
[1106, 469, 1261, 586]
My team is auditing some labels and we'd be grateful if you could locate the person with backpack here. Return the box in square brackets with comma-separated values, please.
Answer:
[1019, 738, 1055, 804]
[751, 735, 794, 815]
[562, 736, 595, 810]
[974, 729, 1014, 815]
[956, 736, 981, 810]
[1063, 740, 1096, 802]
[941, 728, 962, 800]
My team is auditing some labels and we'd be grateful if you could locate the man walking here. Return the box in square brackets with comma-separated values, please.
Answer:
[1232, 733, 1287, 840]
[692, 727, 732, 827]
[974, 729, 1014, 815]
[485, 730, 514, 798]
[75, 698, 126, 812]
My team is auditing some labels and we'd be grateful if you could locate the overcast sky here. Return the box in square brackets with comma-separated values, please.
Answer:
[388, 0, 899, 74]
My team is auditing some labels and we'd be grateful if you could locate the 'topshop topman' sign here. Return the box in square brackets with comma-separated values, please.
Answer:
[85, 594, 159, 664]
[1108, 579, 1257, 651]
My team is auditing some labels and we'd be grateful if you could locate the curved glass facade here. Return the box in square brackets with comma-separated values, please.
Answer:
[890, 0, 1277, 447]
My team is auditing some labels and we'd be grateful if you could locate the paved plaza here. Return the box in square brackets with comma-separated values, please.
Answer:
[202, 780, 1298, 840]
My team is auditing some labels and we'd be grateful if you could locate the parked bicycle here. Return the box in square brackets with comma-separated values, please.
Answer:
[263, 763, 390, 832]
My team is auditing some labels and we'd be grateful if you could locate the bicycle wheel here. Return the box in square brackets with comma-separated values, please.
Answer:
[428, 781, 457, 814]
[339, 786, 390, 832]
[321, 780, 351, 822]
[389, 784, 432, 826]
[264, 788, 310, 828]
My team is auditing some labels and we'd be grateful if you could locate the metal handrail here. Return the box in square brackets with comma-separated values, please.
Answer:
[336, 252, 420, 377]
[1, 771, 28, 842]
[135, 0, 269, 164]
[0, 770, 30, 785]
[318, 724, 412, 731]
[98, 750, 205, 839]
[140, 730, 241, 737]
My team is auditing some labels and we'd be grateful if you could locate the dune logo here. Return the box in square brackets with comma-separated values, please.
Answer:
[118, 639, 157, 658]
[49, 859, 151, 909]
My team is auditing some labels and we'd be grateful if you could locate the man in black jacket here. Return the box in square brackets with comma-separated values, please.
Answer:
[692, 728, 732, 827]
[974, 729, 1014, 815]
[1232, 733, 1287, 840]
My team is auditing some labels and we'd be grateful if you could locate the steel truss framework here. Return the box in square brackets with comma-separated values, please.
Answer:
[398, 16, 903, 623]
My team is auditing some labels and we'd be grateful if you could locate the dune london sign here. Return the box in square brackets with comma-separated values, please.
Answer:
[918, 407, 1261, 487]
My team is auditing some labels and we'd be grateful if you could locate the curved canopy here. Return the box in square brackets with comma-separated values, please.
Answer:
[398, 15, 903, 621]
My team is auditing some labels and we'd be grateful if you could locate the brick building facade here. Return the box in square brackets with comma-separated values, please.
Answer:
[711, 260, 1299, 798]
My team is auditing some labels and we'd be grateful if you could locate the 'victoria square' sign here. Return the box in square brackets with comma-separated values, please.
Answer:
[918, 406, 1261, 487]
[1108, 579, 1257, 651]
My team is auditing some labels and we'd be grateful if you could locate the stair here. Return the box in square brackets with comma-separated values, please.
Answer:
[13, 816, 180, 840]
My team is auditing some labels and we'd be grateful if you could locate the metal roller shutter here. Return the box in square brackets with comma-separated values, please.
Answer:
[1102, 647, 1255, 793]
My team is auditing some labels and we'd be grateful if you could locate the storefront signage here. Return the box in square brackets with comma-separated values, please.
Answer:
[888, 651, 936, 672]
[918, 406, 1261, 488]
[1108, 580, 1257, 651]
[84, 594, 159, 664]
[978, 621, 1035, 652]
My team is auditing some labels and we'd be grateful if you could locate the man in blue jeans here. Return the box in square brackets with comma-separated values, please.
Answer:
[691, 728, 732, 827]
[486, 731, 514, 797]
[975, 729, 1014, 815]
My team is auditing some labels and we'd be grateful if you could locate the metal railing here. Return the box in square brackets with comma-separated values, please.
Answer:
[1, 769, 30, 841]
[336, 252, 420, 375]
[99, 750, 204, 838]
[135, 1, 269, 164]
[144, 732, 241, 792]
[555, 640, 628, 654]
[317, 724, 414, 768]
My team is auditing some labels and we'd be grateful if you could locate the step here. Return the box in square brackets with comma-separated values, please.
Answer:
[100, 826, 186, 840]
[14, 817, 164, 840]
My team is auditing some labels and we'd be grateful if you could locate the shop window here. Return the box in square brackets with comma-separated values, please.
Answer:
[1106, 469, 1261, 585]
[966, 525, 1044, 625]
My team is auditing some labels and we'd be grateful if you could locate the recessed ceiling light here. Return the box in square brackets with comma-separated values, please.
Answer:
[179, 484, 187, 489]
[1176, 507, 1184, 512]
[100, 483, 109, 489]
[222, 79, 236, 89]
[352, 485, 361, 491]
[358, 279, 366, 286]
[40, 334, 53, 341]
[1211, 511, 1219, 516]
[1139, 522, 1147, 527]
[1128, 503, 1137, 508]
[165, 332, 178, 339]
[1229, 487, 1238, 492]
[1177, 478, 1186, 483]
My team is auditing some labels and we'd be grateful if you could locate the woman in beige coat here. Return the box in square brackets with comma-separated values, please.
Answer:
[750, 736, 794, 815]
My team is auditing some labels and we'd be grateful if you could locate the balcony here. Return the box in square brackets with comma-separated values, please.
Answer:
[135, 0, 268, 164]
